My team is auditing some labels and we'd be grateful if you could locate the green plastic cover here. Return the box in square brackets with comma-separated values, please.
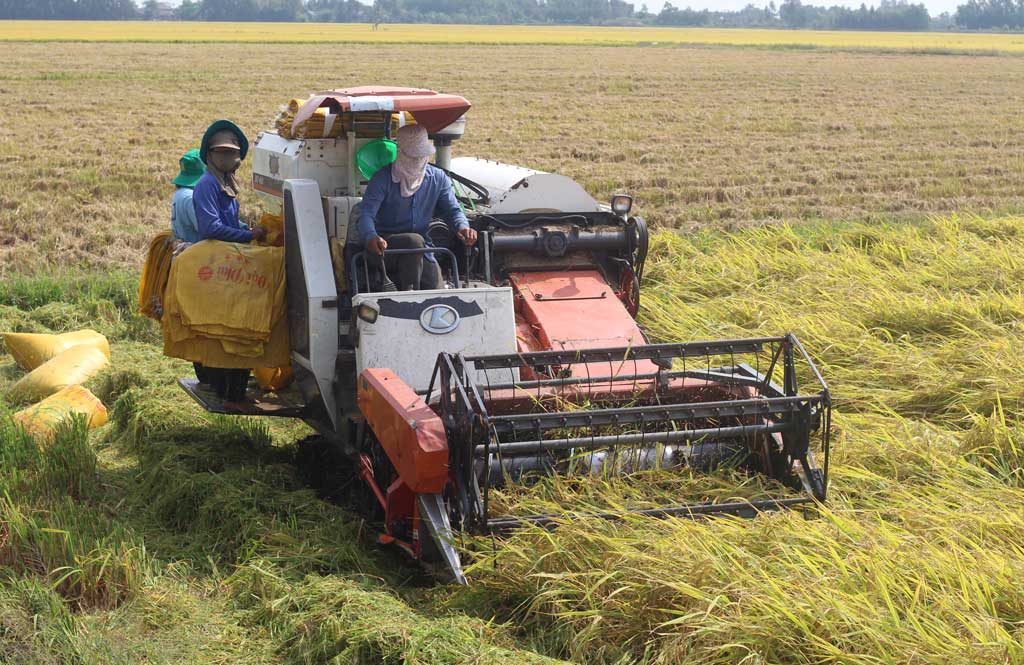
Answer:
[356, 139, 397, 180]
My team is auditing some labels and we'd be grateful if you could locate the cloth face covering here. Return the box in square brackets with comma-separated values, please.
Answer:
[392, 125, 435, 198]
[208, 150, 241, 198]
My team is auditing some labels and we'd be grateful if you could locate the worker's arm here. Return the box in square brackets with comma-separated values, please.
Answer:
[193, 178, 254, 243]
[357, 170, 389, 244]
[434, 172, 469, 233]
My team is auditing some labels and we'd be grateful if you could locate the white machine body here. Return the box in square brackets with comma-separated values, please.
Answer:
[352, 287, 518, 393]
[450, 156, 601, 214]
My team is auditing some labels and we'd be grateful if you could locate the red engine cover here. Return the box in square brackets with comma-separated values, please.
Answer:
[510, 270, 658, 375]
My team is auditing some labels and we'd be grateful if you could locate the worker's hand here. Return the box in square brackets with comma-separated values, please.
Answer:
[457, 227, 478, 247]
[366, 237, 388, 256]
[250, 226, 268, 242]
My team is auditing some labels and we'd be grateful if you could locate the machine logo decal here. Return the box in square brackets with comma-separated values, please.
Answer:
[420, 304, 460, 334]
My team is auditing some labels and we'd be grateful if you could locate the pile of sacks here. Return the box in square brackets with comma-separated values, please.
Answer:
[274, 95, 417, 140]
[276, 97, 347, 140]
[3, 330, 111, 440]
[161, 240, 290, 370]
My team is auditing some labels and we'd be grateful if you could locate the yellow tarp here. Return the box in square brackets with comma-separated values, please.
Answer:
[161, 240, 289, 369]
[139, 230, 174, 321]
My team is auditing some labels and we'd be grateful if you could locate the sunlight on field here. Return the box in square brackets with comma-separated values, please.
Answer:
[2, 20, 1024, 52]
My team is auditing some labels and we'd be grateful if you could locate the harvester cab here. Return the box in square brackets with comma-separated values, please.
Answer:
[178, 87, 832, 585]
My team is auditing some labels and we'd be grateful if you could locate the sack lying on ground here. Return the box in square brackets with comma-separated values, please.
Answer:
[139, 230, 175, 321]
[162, 240, 289, 369]
[3, 329, 110, 371]
[254, 365, 294, 392]
[13, 385, 108, 440]
[9, 345, 110, 403]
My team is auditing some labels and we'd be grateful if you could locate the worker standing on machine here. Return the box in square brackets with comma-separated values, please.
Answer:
[357, 124, 477, 290]
[191, 119, 268, 407]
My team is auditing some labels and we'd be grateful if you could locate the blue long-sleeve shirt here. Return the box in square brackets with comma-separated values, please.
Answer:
[171, 187, 201, 243]
[357, 165, 468, 253]
[192, 171, 252, 243]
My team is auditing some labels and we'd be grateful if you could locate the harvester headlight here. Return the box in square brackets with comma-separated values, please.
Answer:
[611, 194, 633, 216]
[356, 302, 379, 324]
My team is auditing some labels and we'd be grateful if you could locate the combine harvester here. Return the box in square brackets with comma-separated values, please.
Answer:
[179, 87, 832, 584]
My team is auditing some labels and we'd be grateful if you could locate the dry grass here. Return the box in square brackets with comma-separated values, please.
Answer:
[2, 42, 1024, 275]
[5, 21, 1024, 54]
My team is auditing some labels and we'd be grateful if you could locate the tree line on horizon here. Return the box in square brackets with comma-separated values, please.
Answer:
[2, 0, 1023, 31]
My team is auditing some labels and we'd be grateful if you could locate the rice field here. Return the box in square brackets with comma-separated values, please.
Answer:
[4, 20, 1024, 54]
[2, 37, 1024, 664]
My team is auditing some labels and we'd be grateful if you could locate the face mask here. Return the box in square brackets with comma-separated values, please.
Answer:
[210, 150, 241, 174]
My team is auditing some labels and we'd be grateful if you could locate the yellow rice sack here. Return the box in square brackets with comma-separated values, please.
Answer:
[253, 365, 294, 392]
[161, 241, 289, 369]
[13, 385, 108, 440]
[169, 241, 285, 339]
[258, 213, 285, 247]
[9, 345, 110, 403]
[3, 329, 110, 371]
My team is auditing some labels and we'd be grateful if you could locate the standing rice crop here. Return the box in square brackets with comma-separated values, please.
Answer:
[449, 215, 1024, 664]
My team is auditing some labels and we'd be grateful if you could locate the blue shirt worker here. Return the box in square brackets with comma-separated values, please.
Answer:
[193, 119, 267, 245]
[170, 148, 205, 243]
[357, 124, 477, 290]
[189, 119, 267, 410]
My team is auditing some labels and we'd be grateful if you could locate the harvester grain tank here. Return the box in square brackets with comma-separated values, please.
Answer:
[178, 87, 832, 584]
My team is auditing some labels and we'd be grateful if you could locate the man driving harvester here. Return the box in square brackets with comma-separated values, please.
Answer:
[357, 124, 476, 290]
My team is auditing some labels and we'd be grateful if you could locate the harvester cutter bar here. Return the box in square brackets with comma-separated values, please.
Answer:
[485, 496, 815, 532]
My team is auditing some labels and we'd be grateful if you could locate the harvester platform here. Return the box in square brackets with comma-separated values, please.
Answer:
[178, 378, 307, 418]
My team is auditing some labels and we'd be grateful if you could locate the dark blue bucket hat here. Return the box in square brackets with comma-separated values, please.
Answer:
[200, 119, 249, 165]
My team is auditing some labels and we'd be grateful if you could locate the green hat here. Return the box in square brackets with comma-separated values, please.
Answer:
[200, 119, 248, 165]
[172, 148, 205, 188]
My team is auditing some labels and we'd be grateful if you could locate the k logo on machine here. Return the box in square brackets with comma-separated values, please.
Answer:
[420, 304, 460, 334]
[268, 155, 280, 176]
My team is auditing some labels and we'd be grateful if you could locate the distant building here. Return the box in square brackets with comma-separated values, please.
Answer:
[147, 2, 175, 20]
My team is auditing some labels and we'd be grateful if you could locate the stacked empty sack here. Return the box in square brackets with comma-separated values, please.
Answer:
[162, 240, 290, 369]
[3, 330, 110, 439]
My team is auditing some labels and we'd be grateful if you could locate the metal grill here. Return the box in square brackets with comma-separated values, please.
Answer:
[425, 334, 831, 534]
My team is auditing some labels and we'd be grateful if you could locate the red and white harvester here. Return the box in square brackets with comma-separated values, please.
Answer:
[180, 88, 832, 584]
